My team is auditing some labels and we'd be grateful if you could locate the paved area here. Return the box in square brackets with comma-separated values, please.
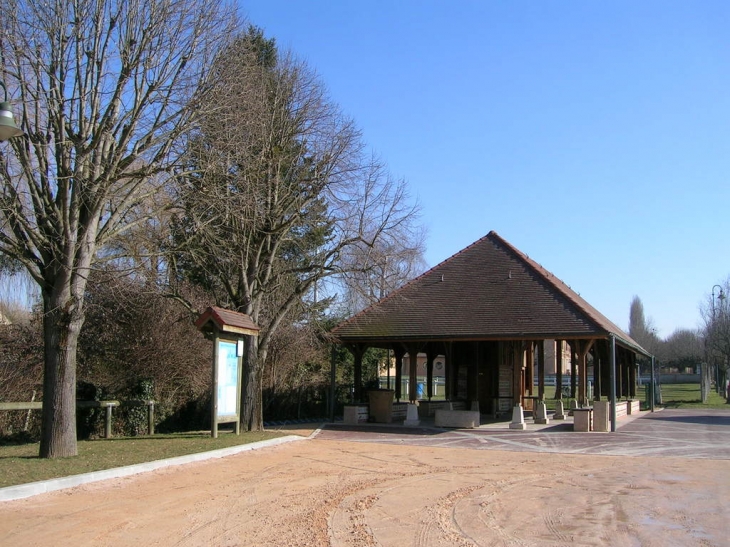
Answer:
[316, 408, 730, 459]
[1, 409, 728, 546]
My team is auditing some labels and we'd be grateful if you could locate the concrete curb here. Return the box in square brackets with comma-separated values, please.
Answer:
[0, 434, 306, 503]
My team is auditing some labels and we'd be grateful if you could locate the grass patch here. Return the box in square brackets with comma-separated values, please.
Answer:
[658, 383, 729, 409]
[0, 430, 282, 489]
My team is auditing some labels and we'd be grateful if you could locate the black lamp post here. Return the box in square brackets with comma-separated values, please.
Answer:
[0, 81, 23, 141]
[711, 285, 726, 394]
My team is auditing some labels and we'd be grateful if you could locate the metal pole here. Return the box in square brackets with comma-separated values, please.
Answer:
[609, 334, 617, 432]
[650, 355, 655, 412]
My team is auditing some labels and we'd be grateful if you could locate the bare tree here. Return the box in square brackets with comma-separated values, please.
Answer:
[661, 328, 703, 368]
[0, 0, 236, 457]
[170, 29, 423, 431]
[628, 295, 660, 355]
[337, 229, 427, 315]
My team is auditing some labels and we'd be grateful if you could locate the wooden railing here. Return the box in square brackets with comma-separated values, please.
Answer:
[0, 399, 155, 438]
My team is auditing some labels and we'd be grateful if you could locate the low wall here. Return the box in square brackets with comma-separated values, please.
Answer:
[392, 402, 408, 421]
[342, 400, 469, 424]
[628, 400, 640, 414]
[658, 373, 700, 384]
[615, 401, 628, 419]
[434, 410, 480, 428]
[417, 400, 467, 417]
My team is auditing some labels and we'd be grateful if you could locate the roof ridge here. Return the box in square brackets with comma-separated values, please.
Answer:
[488, 232, 644, 352]
[332, 232, 497, 334]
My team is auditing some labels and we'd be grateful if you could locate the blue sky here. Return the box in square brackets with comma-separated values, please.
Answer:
[240, 0, 730, 337]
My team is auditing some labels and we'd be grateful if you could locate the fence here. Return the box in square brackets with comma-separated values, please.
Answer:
[0, 399, 155, 438]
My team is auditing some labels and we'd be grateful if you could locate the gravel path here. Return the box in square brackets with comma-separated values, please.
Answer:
[1, 425, 728, 546]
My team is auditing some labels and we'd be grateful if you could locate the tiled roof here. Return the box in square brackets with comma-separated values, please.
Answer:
[195, 306, 260, 335]
[333, 231, 646, 354]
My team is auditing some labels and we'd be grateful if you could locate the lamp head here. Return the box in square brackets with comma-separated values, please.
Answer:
[0, 101, 23, 141]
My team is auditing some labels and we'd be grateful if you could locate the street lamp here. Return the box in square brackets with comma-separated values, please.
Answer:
[0, 81, 23, 141]
[712, 285, 726, 317]
[711, 285, 726, 395]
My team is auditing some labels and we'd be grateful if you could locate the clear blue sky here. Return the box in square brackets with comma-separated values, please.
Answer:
[240, 0, 730, 338]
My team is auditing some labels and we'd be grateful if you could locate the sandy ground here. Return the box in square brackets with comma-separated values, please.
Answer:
[0, 430, 728, 546]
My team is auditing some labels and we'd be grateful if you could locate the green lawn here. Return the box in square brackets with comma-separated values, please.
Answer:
[538, 383, 729, 410]
[0, 430, 282, 489]
[658, 383, 729, 408]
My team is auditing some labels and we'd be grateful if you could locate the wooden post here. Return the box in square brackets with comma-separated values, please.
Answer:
[555, 340, 563, 400]
[468, 342, 479, 404]
[426, 346, 435, 401]
[211, 332, 219, 438]
[513, 342, 524, 407]
[579, 344, 586, 406]
[629, 353, 637, 399]
[148, 401, 155, 435]
[393, 346, 405, 402]
[537, 341, 545, 400]
[104, 404, 113, 439]
[408, 345, 420, 402]
[526, 342, 534, 396]
[577, 340, 595, 406]
[570, 342, 577, 399]
[444, 342, 453, 400]
[352, 344, 365, 403]
[594, 342, 602, 402]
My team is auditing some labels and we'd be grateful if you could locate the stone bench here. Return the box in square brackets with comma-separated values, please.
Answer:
[343, 405, 369, 424]
[573, 408, 593, 432]
[434, 409, 480, 429]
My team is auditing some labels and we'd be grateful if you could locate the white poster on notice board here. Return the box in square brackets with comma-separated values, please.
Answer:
[217, 340, 239, 417]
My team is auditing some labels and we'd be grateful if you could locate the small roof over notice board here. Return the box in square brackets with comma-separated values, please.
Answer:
[195, 306, 260, 336]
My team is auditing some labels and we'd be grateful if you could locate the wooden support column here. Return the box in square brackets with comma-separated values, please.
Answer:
[407, 344, 420, 402]
[555, 340, 563, 400]
[616, 348, 623, 399]
[577, 340, 595, 406]
[629, 353, 636, 399]
[513, 342, 524, 407]
[525, 342, 534, 396]
[537, 340, 545, 400]
[426, 345, 436, 401]
[444, 342, 454, 400]
[594, 344, 601, 402]
[393, 346, 405, 402]
[570, 342, 578, 399]
[351, 344, 366, 403]
[468, 342, 479, 404]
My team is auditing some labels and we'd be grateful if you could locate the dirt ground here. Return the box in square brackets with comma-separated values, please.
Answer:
[0, 427, 728, 546]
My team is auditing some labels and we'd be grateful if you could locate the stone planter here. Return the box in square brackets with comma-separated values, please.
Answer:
[368, 389, 395, 423]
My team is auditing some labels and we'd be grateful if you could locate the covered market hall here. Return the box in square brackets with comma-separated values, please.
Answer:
[332, 231, 651, 428]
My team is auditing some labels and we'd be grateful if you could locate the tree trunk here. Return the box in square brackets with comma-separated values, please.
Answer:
[241, 334, 264, 431]
[39, 288, 84, 458]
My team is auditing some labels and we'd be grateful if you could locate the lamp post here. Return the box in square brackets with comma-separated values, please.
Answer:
[0, 81, 23, 141]
[711, 285, 726, 395]
[712, 285, 725, 317]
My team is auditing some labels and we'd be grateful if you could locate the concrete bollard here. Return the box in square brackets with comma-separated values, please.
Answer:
[568, 399, 578, 416]
[404, 403, 420, 427]
[509, 404, 526, 430]
[534, 400, 550, 425]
